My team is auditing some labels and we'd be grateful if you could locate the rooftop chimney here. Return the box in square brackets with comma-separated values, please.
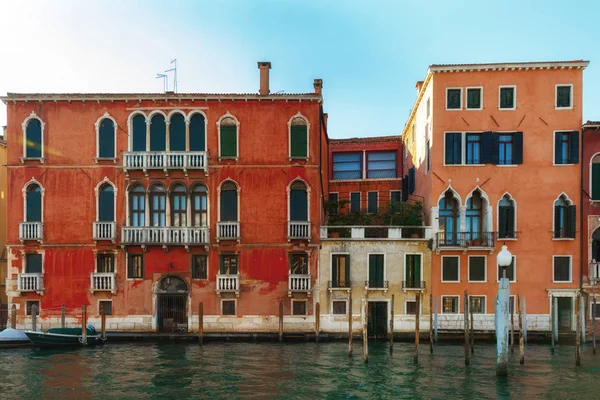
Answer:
[258, 61, 271, 95]
[415, 80, 424, 93]
[314, 79, 323, 95]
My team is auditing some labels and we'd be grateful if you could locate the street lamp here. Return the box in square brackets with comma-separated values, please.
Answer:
[496, 243, 512, 377]
[497, 244, 512, 279]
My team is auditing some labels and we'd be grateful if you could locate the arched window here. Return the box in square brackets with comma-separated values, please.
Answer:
[189, 113, 206, 151]
[466, 190, 483, 238]
[132, 114, 146, 151]
[169, 113, 186, 151]
[289, 181, 308, 221]
[591, 154, 600, 201]
[438, 190, 459, 245]
[129, 185, 145, 226]
[26, 184, 42, 222]
[25, 118, 43, 158]
[98, 118, 115, 158]
[290, 116, 308, 158]
[220, 181, 238, 221]
[150, 184, 167, 227]
[98, 184, 115, 222]
[498, 194, 516, 239]
[170, 184, 187, 227]
[219, 116, 238, 158]
[554, 194, 575, 239]
[150, 114, 166, 151]
[191, 184, 208, 226]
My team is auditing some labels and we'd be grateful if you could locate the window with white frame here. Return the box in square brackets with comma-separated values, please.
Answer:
[466, 87, 482, 110]
[292, 300, 307, 316]
[553, 256, 571, 282]
[97, 116, 116, 159]
[442, 296, 459, 313]
[497, 255, 516, 282]
[553, 194, 576, 239]
[499, 86, 516, 109]
[332, 301, 347, 315]
[222, 300, 236, 316]
[556, 85, 573, 109]
[442, 257, 460, 282]
[24, 115, 43, 159]
[406, 300, 417, 315]
[554, 131, 579, 165]
[468, 256, 486, 282]
[469, 296, 485, 314]
[219, 116, 238, 158]
[446, 88, 462, 110]
[290, 116, 308, 158]
[99, 300, 112, 316]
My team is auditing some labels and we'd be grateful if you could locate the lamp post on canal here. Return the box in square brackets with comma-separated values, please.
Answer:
[496, 244, 512, 377]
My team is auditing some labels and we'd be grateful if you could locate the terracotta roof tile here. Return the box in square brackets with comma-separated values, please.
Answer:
[330, 135, 402, 144]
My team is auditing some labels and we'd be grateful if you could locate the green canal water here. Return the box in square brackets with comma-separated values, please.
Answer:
[0, 342, 598, 399]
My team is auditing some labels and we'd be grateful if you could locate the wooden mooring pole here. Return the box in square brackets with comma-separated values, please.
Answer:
[576, 294, 581, 366]
[279, 301, 284, 343]
[593, 296, 597, 355]
[551, 295, 555, 352]
[389, 294, 394, 355]
[31, 305, 37, 331]
[10, 304, 16, 329]
[510, 304, 515, 354]
[518, 294, 524, 365]
[348, 291, 353, 357]
[464, 290, 470, 365]
[61, 304, 66, 328]
[101, 303, 106, 340]
[198, 302, 204, 345]
[470, 298, 475, 354]
[429, 293, 433, 354]
[434, 297, 438, 343]
[414, 293, 420, 364]
[362, 298, 368, 363]
[315, 302, 320, 343]
[81, 304, 87, 345]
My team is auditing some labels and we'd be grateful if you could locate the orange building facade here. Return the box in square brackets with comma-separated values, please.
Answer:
[403, 60, 588, 332]
[2, 63, 329, 332]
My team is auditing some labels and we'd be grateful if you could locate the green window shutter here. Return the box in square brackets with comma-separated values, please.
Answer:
[506, 206, 515, 236]
[26, 254, 42, 273]
[592, 164, 600, 200]
[132, 115, 146, 151]
[290, 126, 307, 157]
[290, 189, 308, 221]
[414, 254, 421, 281]
[554, 206, 561, 238]
[554, 133, 562, 164]
[369, 255, 377, 284]
[331, 256, 338, 286]
[98, 119, 115, 158]
[220, 190, 238, 221]
[26, 119, 42, 158]
[220, 126, 237, 157]
[568, 205, 576, 238]
[569, 131, 579, 164]
[513, 132, 523, 164]
[498, 207, 507, 238]
[169, 114, 186, 151]
[345, 255, 350, 286]
[189, 114, 206, 151]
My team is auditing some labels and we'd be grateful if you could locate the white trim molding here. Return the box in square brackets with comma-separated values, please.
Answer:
[94, 112, 118, 161]
[21, 111, 45, 162]
[217, 112, 240, 160]
[555, 83, 574, 110]
[498, 85, 517, 110]
[288, 112, 310, 160]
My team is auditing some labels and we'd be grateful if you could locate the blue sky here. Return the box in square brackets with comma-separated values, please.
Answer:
[0, 0, 598, 138]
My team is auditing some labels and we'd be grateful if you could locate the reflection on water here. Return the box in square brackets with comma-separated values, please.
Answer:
[0, 342, 599, 399]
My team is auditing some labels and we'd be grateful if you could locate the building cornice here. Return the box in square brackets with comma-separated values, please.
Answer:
[428, 60, 589, 74]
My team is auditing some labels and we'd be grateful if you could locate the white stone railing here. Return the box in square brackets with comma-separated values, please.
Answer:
[93, 222, 116, 241]
[91, 272, 116, 293]
[288, 221, 311, 240]
[19, 222, 43, 242]
[216, 274, 240, 294]
[217, 222, 240, 240]
[18, 273, 44, 292]
[590, 262, 600, 285]
[320, 225, 432, 240]
[289, 274, 311, 292]
[121, 226, 209, 245]
[123, 151, 207, 171]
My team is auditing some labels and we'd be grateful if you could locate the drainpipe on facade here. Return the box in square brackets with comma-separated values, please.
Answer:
[580, 128, 584, 290]
[319, 105, 328, 221]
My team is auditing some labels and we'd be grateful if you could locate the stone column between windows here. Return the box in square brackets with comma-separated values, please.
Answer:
[430, 206, 439, 246]
[186, 193, 192, 227]
[146, 119, 151, 152]
[165, 120, 171, 152]
[185, 119, 190, 152]
[459, 205, 467, 234]
[486, 205, 493, 233]
[362, 150, 367, 179]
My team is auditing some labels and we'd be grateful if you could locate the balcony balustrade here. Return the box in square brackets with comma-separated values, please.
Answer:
[288, 274, 311, 296]
[91, 272, 116, 293]
[436, 232, 495, 249]
[328, 280, 351, 291]
[121, 226, 209, 246]
[402, 280, 426, 290]
[123, 151, 207, 173]
[365, 280, 389, 290]
[19, 222, 43, 242]
[18, 273, 44, 293]
[216, 274, 240, 296]
[288, 221, 311, 240]
[589, 262, 600, 285]
[217, 222, 240, 241]
[93, 222, 116, 242]
[320, 225, 432, 240]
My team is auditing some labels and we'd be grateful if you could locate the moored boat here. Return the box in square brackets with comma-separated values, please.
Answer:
[25, 325, 106, 347]
[0, 328, 31, 348]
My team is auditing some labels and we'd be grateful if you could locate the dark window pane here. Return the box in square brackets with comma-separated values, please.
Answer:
[328, 193, 339, 215]
[99, 301, 112, 316]
[557, 86, 571, 108]
[554, 257, 571, 282]
[220, 255, 238, 275]
[333, 153, 361, 180]
[391, 191, 402, 203]
[150, 114, 166, 151]
[467, 88, 481, 109]
[447, 89, 461, 109]
[290, 188, 308, 221]
[367, 192, 378, 213]
[290, 125, 308, 157]
[26, 119, 42, 158]
[169, 113, 186, 151]
[189, 114, 206, 151]
[331, 255, 350, 288]
[350, 192, 360, 213]
[26, 186, 42, 222]
[26, 301, 40, 316]
[292, 301, 307, 316]
[222, 300, 236, 316]
[466, 133, 481, 164]
[442, 297, 459, 313]
[128, 254, 144, 279]
[592, 303, 600, 319]
[220, 188, 238, 221]
[368, 254, 385, 287]
[469, 296, 485, 313]
[220, 126, 237, 157]
[445, 132, 462, 165]
[333, 301, 347, 315]
[442, 257, 459, 281]
[192, 255, 207, 279]
[498, 256, 515, 281]
[26, 254, 42, 273]
[498, 134, 514, 165]
[290, 253, 308, 275]
[500, 87, 515, 109]
[469, 257, 486, 281]
[367, 152, 396, 178]
[132, 114, 146, 151]
[406, 301, 417, 315]
[98, 119, 115, 158]
[97, 254, 114, 273]
[99, 185, 115, 222]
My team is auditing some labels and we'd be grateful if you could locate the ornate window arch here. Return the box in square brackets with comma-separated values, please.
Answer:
[167, 111, 187, 152]
[95, 112, 117, 159]
[127, 183, 146, 227]
[217, 112, 239, 159]
[95, 177, 117, 222]
[218, 179, 239, 222]
[148, 111, 167, 152]
[128, 111, 148, 151]
[188, 110, 208, 152]
[438, 188, 460, 246]
[553, 193, 575, 239]
[22, 178, 45, 222]
[22, 112, 45, 161]
[288, 112, 310, 159]
[590, 153, 600, 201]
[191, 183, 209, 227]
[287, 178, 310, 222]
[497, 193, 517, 239]
[170, 182, 188, 227]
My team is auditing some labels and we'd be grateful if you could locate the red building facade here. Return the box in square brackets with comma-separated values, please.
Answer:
[3, 63, 329, 332]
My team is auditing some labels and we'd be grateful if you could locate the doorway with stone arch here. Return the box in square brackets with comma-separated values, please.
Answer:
[155, 275, 189, 333]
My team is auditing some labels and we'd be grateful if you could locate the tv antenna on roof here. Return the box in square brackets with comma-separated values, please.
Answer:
[165, 59, 178, 93]
[156, 73, 168, 92]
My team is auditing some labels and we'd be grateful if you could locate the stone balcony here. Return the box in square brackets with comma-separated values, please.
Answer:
[18, 273, 44, 293]
[93, 222, 116, 242]
[288, 274, 311, 296]
[122, 226, 209, 247]
[123, 151, 208, 175]
[216, 274, 240, 297]
[90, 272, 116, 294]
[19, 222, 43, 243]
[288, 221, 311, 241]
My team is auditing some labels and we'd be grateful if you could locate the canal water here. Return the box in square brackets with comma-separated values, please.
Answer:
[0, 342, 598, 399]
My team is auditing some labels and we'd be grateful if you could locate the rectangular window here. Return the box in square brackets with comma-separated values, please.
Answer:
[405, 254, 422, 287]
[350, 192, 360, 213]
[446, 88, 462, 109]
[368, 254, 385, 288]
[499, 86, 516, 109]
[328, 193, 339, 215]
[290, 253, 308, 275]
[592, 303, 600, 319]
[466, 133, 481, 164]
[509, 296, 515, 315]
[406, 301, 417, 315]
[466, 87, 482, 109]
[553, 256, 571, 282]
[333, 153, 362, 180]
[192, 255, 208, 280]
[222, 300, 236, 316]
[127, 254, 144, 279]
[426, 139, 430, 172]
[26, 301, 40, 316]
[469, 296, 486, 314]
[497, 256, 516, 282]
[99, 300, 112, 316]
[25, 254, 42, 273]
[498, 134, 514, 165]
[332, 301, 347, 315]
[292, 300, 307, 316]
[554, 131, 579, 165]
[367, 192, 378, 213]
[556, 85, 572, 109]
[468, 256, 486, 282]
[445, 132, 462, 165]
[220, 126, 237, 157]
[220, 254, 239, 275]
[290, 125, 308, 158]
[442, 296, 459, 313]
[331, 254, 350, 288]
[390, 191, 402, 203]
[367, 151, 397, 179]
[442, 257, 460, 282]
[97, 254, 114, 273]
[426, 98, 431, 118]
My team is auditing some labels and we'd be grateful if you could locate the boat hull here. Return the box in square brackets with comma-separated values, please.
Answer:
[25, 331, 106, 347]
